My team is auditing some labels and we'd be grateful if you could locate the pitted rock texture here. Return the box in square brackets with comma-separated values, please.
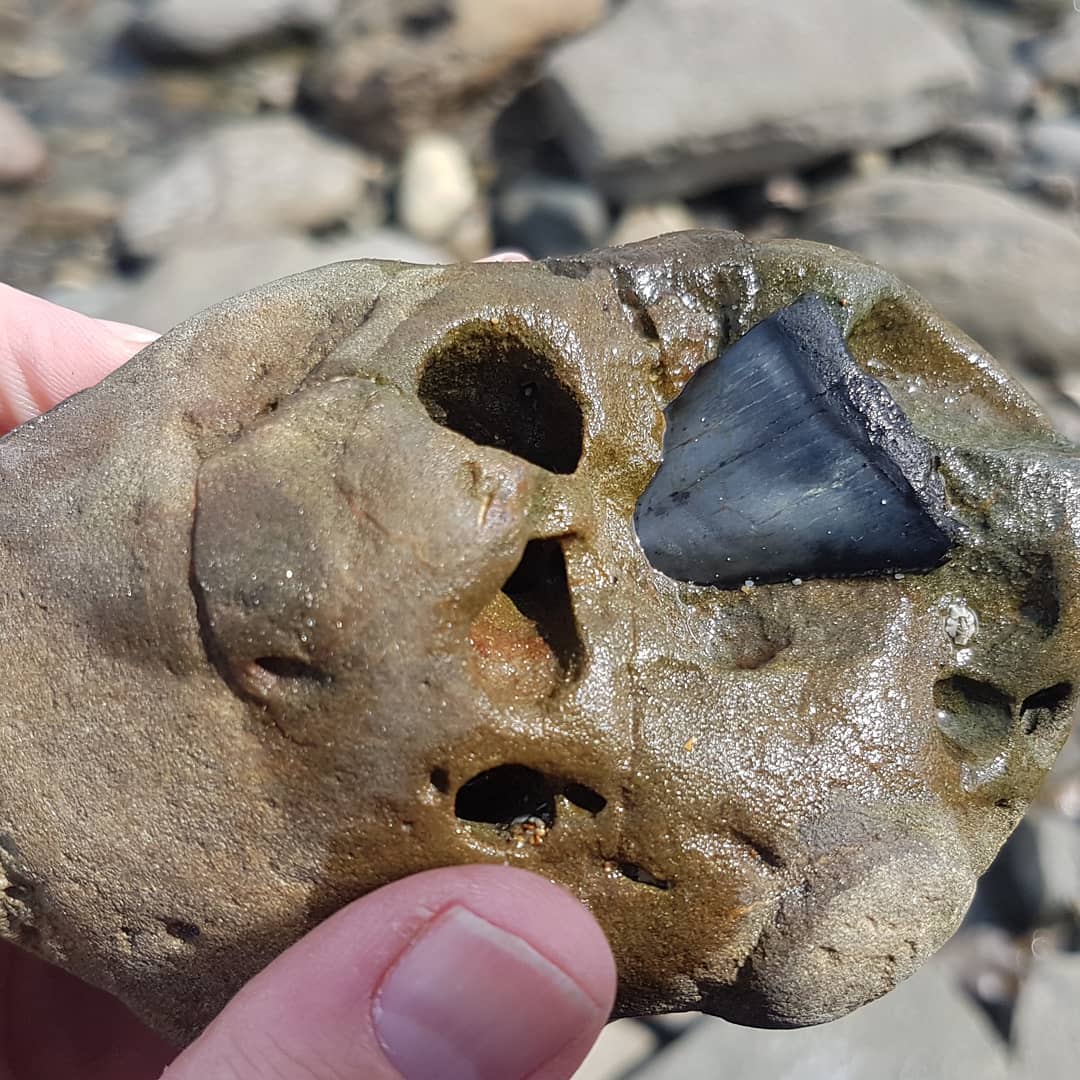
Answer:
[1, 231, 1079, 1043]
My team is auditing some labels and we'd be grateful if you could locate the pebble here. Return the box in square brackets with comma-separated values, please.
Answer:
[397, 132, 480, 245]
[0, 95, 47, 187]
[118, 116, 384, 259]
[542, 0, 977, 200]
[133, 0, 340, 58]
[1026, 118, 1080, 174]
[1035, 14, 1080, 86]
[609, 202, 697, 247]
[494, 173, 609, 257]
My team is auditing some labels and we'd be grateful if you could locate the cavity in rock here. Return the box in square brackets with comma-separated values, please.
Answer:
[634, 294, 954, 588]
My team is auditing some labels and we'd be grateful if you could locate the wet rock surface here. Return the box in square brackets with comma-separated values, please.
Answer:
[4, 0, 1080, 1073]
[1, 231, 1079, 1046]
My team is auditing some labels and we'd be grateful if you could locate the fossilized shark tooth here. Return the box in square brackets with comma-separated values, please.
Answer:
[635, 293, 955, 588]
[0, 230, 1078, 1043]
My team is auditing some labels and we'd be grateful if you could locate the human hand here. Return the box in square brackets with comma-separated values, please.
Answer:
[0, 279, 616, 1080]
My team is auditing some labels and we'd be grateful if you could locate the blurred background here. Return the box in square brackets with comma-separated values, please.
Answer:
[1, 0, 1079, 1076]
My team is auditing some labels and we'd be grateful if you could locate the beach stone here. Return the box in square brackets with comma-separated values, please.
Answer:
[1026, 119, 1080, 174]
[1035, 16, 1080, 85]
[133, 0, 340, 57]
[633, 957, 1008, 1080]
[804, 173, 1080, 375]
[118, 116, 384, 258]
[609, 202, 697, 247]
[303, 0, 608, 154]
[1, 231, 1078, 1043]
[1012, 952, 1080, 1080]
[0, 95, 46, 187]
[494, 173, 609, 257]
[397, 132, 480, 245]
[542, 0, 976, 200]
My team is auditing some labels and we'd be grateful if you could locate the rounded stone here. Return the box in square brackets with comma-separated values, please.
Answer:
[1, 231, 1078, 1043]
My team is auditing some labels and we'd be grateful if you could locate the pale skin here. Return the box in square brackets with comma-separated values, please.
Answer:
[0, 265, 618, 1080]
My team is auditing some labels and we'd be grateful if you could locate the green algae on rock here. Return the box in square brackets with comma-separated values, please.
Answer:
[1, 230, 1078, 1042]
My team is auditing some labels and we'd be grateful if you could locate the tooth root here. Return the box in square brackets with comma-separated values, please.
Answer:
[634, 294, 954, 589]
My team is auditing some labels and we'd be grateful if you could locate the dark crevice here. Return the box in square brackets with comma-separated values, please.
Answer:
[501, 539, 583, 677]
[934, 675, 1014, 752]
[253, 656, 331, 684]
[1019, 556, 1060, 633]
[455, 765, 557, 829]
[418, 322, 583, 474]
[618, 862, 672, 890]
[163, 920, 201, 944]
[731, 829, 784, 870]
[1020, 682, 1073, 735]
[563, 782, 607, 815]
[430, 767, 451, 795]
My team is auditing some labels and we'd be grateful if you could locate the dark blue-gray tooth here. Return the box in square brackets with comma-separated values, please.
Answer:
[634, 294, 954, 589]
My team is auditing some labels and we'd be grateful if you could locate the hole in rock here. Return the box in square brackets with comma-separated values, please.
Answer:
[455, 765, 556, 829]
[1019, 556, 1060, 632]
[253, 656, 330, 683]
[418, 322, 583, 474]
[1020, 682, 1073, 735]
[3, 884, 30, 902]
[430, 767, 451, 795]
[163, 920, 201, 944]
[934, 676, 1014, 751]
[618, 862, 671, 890]
[563, 782, 607, 815]
[500, 539, 583, 678]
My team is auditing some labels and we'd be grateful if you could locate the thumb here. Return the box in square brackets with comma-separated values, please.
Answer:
[162, 865, 616, 1080]
[0, 283, 158, 434]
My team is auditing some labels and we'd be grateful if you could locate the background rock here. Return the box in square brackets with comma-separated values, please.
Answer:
[804, 172, 1080, 375]
[397, 131, 483, 249]
[1011, 952, 1080, 1080]
[302, 0, 608, 154]
[630, 958, 1009, 1080]
[494, 173, 609, 257]
[118, 115, 384, 258]
[0, 94, 46, 186]
[133, 0, 340, 58]
[542, 0, 977, 200]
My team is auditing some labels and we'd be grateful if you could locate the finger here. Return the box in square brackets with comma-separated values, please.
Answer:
[163, 865, 616, 1080]
[0, 284, 158, 433]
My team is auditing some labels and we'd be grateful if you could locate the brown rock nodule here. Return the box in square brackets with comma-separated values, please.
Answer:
[1, 231, 1077, 1043]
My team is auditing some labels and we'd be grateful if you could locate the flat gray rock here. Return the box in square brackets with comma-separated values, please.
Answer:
[634, 959, 1008, 1080]
[542, 0, 976, 200]
[1036, 16, 1080, 86]
[803, 173, 1080, 375]
[1012, 952, 1080, 1080]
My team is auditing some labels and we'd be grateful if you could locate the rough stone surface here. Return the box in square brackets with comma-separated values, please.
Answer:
[804, 173, 1080, 375]
[0, 95, 46, 187]
[1, 231, 1078, 1044]
[542, 0, 977, 200]
[118, 116, 383, 258]
[632, 957, 1009, 1079]
[134, 0, 340, 57]
[303, 0, 608, 154]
